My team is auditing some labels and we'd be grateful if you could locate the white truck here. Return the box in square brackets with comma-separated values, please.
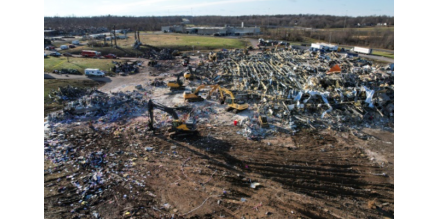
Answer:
[85, 68, 105, 77]
[352, 46, 372, 54]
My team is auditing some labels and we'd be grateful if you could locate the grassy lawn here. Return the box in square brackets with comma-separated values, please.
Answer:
[62, 34, 249, 56]
[372, 50, 394, 59]
[124, 33, 249, 50]
[44, 57, 115, 74]
[44, 79, 104, 116]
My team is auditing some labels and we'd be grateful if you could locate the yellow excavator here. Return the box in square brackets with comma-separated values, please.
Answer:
[147, 99, 198, 138]
[183, 66, 196, 80]
[183, 84, 219, 102]
[208, 52, 217, 62]
[218, 87, 249, 113]
[258, 115, 269, 128]
[167, 72, 186, 91]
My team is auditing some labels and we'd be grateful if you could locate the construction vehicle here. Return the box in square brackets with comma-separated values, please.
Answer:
[208, 52, 217, 62]
[218, 87, 249, 113]
[258, 115, 269, 128]
[183, 84, 219, 102]
[182, 57, 190, 66]
[183, 66, 195, 80]
[147, 100, 198, 138]
[167, 72, 186, 91]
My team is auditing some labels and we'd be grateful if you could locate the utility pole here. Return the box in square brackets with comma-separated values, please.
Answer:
[329, 32, 332, 44]
[113, 25, 117, 48]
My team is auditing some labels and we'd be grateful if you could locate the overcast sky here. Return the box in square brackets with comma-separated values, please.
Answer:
[44, 0, 394, 17]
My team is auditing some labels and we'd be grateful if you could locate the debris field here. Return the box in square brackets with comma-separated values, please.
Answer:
[44, 48, 394, 219]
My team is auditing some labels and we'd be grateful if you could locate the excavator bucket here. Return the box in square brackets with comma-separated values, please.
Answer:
[327, 64, 341, 74]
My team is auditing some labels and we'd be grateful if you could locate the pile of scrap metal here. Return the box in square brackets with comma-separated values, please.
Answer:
[52, 90, 147, 118]
[150, 78, 166, 87]
[207, 49, 394, 131]
[48, 85, 100, 103]
[144, 48, 175, 60]
[112, 60, 142, 74]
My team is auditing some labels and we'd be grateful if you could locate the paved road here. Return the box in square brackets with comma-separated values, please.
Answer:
[44, 73, 113, 82]
[358, 54, 393, 63]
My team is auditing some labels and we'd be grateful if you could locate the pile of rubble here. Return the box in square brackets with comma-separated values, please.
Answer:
[48, 85, 99, 103]
[112, 60, 143, 74]
[196, 49, 394, 132]
[144, 49, 175, 60]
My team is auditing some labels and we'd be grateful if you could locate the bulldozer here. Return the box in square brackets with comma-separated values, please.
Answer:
[147, 99, 198, 138]
[167, 72, 186, 91]
[218, 87, 249, 113]
[183, 84, 219, 102]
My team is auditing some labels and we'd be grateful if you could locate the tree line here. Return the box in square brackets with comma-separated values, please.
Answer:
[44, 15, 393, 32]
[44, 15, 393, 49]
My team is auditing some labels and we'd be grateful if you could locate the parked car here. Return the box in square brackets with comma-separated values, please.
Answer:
[104, 54, 118, 59]
[60, 45, 69, 50]
[49, 52, 61, 57]
[85, 68, 105, 77]
[69, 44, 76, 48]
[82, 50, 101, 57]
[63, 53, 73, 57]
[45, 46, 55, 50]
[44, 53, 48, 58]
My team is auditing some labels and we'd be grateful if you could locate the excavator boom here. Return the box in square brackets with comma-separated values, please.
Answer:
[147, 99, 198, 138]
[184, 84, 219, 102]
[217, 87, 249, 113]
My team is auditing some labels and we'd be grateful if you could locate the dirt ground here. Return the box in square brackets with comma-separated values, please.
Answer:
[44, 54, 394, 219]
[44, 121, 393, 219]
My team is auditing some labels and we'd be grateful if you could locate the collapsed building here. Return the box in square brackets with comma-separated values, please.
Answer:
[186, 48, 394, 134]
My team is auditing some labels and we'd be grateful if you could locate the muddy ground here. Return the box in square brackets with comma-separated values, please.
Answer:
[44, 121, 393, 219]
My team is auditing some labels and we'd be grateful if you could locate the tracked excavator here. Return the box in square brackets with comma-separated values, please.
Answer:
[183, 66, 196, 80]
[147, 100, 198, 138]
[217, 87, 249, 113]
[183, 84, 219, 102]
[167, 72, 186, 91]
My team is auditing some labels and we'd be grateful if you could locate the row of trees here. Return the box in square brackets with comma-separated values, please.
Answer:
[44, 15, 394, 32]
[44, 15, 394, 49]
[262, 27, 394, 49]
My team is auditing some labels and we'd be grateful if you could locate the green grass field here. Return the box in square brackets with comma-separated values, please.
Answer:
[372, 50, 394, 59]
[60, 34, 248, 56]
[44, 79, 104, 116]
[44, 57, 115, 74]
[121, 33, 249, 50]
